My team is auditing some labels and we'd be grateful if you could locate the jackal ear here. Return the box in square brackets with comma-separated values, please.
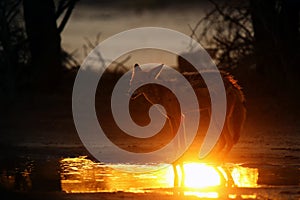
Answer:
[150, 64, 163, 79]
[131, 64, 142, 84]
[133, 63, 142, 73]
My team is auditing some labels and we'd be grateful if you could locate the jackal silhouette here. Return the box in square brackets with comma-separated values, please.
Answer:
[130, 64, 246, 187]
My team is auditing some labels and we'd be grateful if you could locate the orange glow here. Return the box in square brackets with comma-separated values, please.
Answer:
[183, 163, 221, 188]
[185, 191, 219, 198]
[230, 165, 258, 187]
[60, 156, 259, 199]
[241, 194, 257, 199]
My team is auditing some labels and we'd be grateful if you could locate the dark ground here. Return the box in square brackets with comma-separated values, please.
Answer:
[0, 69, 299, 199]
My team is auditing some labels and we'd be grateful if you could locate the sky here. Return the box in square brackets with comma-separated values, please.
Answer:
[60, 1, 213, 67]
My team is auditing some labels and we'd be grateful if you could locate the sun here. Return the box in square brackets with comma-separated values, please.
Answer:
[183, 163, 222, 188]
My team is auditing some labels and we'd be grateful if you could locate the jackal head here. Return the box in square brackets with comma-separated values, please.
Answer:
[129, 63, 163, 99]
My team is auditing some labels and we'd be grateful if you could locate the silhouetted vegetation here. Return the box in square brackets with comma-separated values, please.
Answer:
[191, 0, 300, 97]
[0, 0, 29, 100]
[0, 0, 78, 103]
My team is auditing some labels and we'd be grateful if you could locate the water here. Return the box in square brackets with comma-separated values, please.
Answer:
[0, 147, 300, 199]
[59, 156, 300, 199]
[0, 155, 299, 199]
[0, 157, 33, 191]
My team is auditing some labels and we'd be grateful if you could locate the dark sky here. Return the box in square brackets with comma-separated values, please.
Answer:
[76, 0, 213, 10]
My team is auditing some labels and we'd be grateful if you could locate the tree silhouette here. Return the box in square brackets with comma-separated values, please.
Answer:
[191, 0, 300, 96]
[0, 0, 28, 100]
[22, 0, 78, 90]
[250, 0, 300, 94]
[23, 0, 62, 89]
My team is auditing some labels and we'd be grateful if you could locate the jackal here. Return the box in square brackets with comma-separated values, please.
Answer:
[130, 64, 246, 186]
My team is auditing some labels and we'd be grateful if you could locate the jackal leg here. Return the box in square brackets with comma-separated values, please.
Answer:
[224, 95, 237, 154]
[172, 162, 185, 188]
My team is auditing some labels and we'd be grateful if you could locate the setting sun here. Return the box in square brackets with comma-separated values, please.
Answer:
[183, 163, 222, 188]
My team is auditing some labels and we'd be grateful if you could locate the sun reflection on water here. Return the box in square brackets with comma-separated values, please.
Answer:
[183, 163, 221, 188]
[60, 156, 259, 198]
[230, 165, 258, 188]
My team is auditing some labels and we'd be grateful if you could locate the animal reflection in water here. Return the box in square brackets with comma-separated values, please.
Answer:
[129, 64, 246, 187]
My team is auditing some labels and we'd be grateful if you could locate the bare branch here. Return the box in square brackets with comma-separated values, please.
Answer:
[57, 0, 78, 34]
[188, 0, 254, 69]
[56, 0, 70, 19]
[6, 0, 22, 24]
[208, 0, 253, 39]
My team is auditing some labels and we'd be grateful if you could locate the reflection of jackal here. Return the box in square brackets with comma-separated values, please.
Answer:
[130, 64, 246, 186]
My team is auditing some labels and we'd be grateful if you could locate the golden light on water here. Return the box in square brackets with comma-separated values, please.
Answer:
[4, 156, 298, 199]
[185, 191, 219, 198]
[182, 163, 221, 188]
[60, 156, 259, 198]
[230, 166, 258, 187]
